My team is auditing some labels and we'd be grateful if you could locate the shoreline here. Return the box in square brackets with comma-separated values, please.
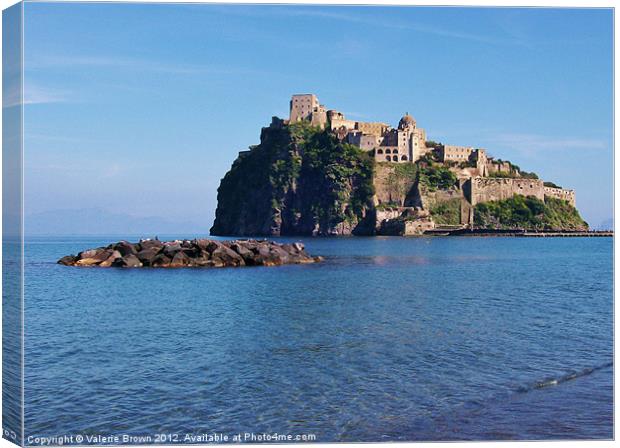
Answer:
[424, 229, 613, 237]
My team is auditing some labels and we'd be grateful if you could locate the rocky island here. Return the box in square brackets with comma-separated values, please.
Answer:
[211, 94, 588, 236]
[58, 239, 321, 268]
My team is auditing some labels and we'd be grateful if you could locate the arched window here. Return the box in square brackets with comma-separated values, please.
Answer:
[386, 156, 391, 162]
[385, 149, 391, 154]
[401, 155, 408, 161]
[377, 149, 383, 154]
[393, 149, 398, 154]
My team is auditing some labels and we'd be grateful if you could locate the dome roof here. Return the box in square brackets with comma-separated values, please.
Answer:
[398, 113, 416, 129]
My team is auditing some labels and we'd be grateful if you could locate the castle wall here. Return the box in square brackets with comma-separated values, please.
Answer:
[440, 145, 475, 162]
[330, 117, 357, 131]
[470, 177, 545, 205]
[487, 161, 512, 174]
[347, 132, 382, 151]
[544, 187, 576, 207]
[356, 122, 389, 135]
[310, 107, 327, 129]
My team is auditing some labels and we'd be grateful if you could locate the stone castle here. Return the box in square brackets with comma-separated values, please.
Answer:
[214, 93, 585, 237]
[288, 93, 427, 163]
[282, 94, 576, 232]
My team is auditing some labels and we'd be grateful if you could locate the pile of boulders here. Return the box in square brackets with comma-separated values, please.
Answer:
[57, 238, 322, 268]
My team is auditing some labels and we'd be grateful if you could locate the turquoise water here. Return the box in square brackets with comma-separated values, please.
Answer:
[22, 236, 612, 442]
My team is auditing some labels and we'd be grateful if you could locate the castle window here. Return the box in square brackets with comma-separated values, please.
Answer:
[393, 149, 398, 154]
[377, 149, 383, 154]
[386, 156, 391, 161]
[386, 149, 391, 154]
[401, 155, 408, 161]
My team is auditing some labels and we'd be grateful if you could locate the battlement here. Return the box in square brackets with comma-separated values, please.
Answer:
[470, 177, 545, 206]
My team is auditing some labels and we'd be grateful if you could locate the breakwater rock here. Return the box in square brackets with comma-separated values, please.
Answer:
[58, 239, 322, 268]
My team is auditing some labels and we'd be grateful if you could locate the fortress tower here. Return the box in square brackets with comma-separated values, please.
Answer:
[290, 94, 327, 128]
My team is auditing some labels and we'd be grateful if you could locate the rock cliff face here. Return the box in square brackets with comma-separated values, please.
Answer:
[373, 163, 421, 207]
[210, 122, 375, 236]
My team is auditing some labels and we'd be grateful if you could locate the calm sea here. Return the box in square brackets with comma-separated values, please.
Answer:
[21, 236, 613, 443]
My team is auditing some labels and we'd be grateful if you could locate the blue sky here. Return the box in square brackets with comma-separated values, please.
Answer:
[22, 3, 613, 232]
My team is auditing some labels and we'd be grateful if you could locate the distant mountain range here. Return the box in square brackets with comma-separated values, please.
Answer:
[25, 208, 207, 236]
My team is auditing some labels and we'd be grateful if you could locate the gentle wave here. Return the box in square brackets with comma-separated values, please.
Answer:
[23, 236, 613, 440]
[516, 362, 613, 393]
